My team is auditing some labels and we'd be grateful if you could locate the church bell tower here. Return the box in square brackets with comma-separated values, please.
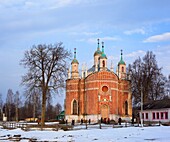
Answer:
[94, 39, 102, 72]
[99, 42, 107, 71]
[117, 50, 126, 79]
[71, 48, 79, 79]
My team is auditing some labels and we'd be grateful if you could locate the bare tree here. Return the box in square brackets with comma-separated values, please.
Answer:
[24, 88, 41, 121]
[20, 43, 71, 127]
[46, 100, 53, 120]
[55, 103, 62, 115]
[0, 93, 3, 120]
[128, 51, 166, 106]
[14, 91, 22, 122]
[164, 75, 170, 97]
[6, 89, 14, 121]
[128, 57, 142, 105]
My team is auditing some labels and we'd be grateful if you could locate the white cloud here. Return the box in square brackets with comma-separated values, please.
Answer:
[0, 0, 83, 9]
[125, 50, 146, 65]
[124, 28, 146, 35]
[153, 45, 170, 76]
[88, 36, 120, 43]
[143, 32, 170, 43]
[70, 32, 100, 36]
[76, 39, 85, 42]
[25, 0, 95, 10]
[24, 1, 38, 8]
[126, 50, 145, 58]
[48, 0, 81, 9]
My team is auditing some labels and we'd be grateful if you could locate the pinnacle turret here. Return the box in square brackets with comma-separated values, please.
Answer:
[94, 39, 102, 56]
[118, 50, 125, 65]
[71, 48, 79, 64]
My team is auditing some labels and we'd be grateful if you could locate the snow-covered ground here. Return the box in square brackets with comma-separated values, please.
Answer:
[0, 124, 170, 142]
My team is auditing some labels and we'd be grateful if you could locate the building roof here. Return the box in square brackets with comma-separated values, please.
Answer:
[143, 99, 170, 110]
[59, 111, 65, 115]
[87, 65, 110, 72]
[118, 58, 125, 65]
[87, 65, 95, 72]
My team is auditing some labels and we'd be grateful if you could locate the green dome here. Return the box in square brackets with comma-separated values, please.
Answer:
[94, 50, 102, 56]
[118, 59, 125, 65]
[100, 52, 107, 59]
[118, 50, 126, 65]
[94, 39, 102, 56]
[71, 58, 79, 64]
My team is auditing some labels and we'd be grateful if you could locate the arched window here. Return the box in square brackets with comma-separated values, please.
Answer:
[102, 60, 105, 67]
[122, 66, 124, 72]
[72, 100, 78, 115]
[125, 101, 128, 115]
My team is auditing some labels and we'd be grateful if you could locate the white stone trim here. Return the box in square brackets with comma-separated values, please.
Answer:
[71, 99, 78, 115]
[111, 88, 119, 91]
[66, 90, 79, 92]
[67, 82, 83, 85]
[66, 87, 122, 92]
[85, 88, 99, 91]
[86, 80, 118, 84]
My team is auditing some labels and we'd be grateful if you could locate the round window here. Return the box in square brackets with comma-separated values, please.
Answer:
[102, 86, 108, 92]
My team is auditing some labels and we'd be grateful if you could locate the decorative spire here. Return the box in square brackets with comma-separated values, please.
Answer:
[82, 63, 85, 71]
[97, 39, 100, 50]
[118, 49, 125, 65]
[74, 48, 76, 59]
[121, 49, 123, 60]
[110, 60, 114, 72]
[71, 48, 79, 64]
[94, 38, 102, 56]
[81, 63, 85, 78]
[100, 41, 107, 59]
[85, 63, 87, 77]
[102, 42, 104, 53]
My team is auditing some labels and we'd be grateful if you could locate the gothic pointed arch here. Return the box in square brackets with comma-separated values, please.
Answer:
[72, 99, 78, 115]
[125, 101, 128, 115]
[102, 60, 105, 67]
[101, 104, 109, 119]
[122, 66, 124, 72]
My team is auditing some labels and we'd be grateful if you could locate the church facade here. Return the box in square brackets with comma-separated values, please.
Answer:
[65, 39, 132, 122]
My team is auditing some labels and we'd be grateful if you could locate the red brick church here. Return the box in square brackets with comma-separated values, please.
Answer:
[65, 39, 132, 122]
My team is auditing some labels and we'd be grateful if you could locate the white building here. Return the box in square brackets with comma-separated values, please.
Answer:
[139, 99, 170, 123]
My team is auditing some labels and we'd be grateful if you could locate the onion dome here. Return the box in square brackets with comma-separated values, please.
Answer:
[71, 48, 79, 64]
[94, 39, 102, 56]
[118, 50, 125, 65]
[100, 42, 107, 59]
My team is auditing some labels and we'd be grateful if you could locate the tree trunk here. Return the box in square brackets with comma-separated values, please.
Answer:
[41, 89, 46, 129]
[9, 108, 11, 121]
[33, 95, 36, 122]
[16, 107, 18, 122]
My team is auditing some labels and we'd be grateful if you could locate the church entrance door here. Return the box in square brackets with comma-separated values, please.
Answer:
[101, 105, 109, 119]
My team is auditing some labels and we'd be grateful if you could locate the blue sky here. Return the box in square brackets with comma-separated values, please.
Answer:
[0, 0, 170, 104]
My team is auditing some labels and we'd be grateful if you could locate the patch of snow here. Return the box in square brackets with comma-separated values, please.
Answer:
[0, 124, 170, 142]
